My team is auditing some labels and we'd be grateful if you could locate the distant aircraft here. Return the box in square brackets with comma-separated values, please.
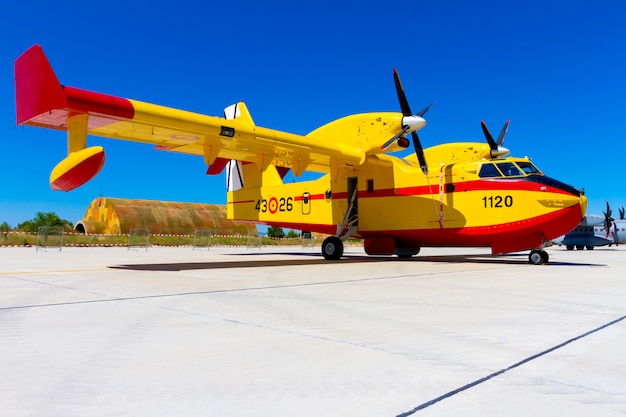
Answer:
[554, 202, 625, 249]
[14, 45, 587, 264]
[598, 202, 626, 246]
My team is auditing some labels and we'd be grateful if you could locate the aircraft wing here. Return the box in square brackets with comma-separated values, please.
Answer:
[15, 45, 412, 191]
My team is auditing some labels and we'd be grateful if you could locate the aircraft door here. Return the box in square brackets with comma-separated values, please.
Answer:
[336, 177, 359, 240]
[302, 192, 311, 215]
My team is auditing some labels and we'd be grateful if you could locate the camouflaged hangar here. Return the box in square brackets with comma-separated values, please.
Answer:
[74, 197, 257, 236]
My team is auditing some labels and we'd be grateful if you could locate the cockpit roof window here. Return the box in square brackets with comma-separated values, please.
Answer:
[497, 162, 523, 177]
[516, 161, 542, 175]
[479, 163, 503, 178]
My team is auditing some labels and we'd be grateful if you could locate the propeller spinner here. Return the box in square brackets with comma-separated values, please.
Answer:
[380, 69, 431, 175]
[481, 120, 511, 158]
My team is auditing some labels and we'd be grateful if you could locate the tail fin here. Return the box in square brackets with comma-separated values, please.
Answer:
[223, 101, 260, 192]
[14, 44, 67, 126]
[223, 101, 255, 127]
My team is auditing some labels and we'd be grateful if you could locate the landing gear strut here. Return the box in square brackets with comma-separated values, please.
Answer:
[322, 236, 344, 260]
[528, 249, 549, 265]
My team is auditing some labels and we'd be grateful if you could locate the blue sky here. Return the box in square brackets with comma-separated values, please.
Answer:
[2, 0, 625, 227]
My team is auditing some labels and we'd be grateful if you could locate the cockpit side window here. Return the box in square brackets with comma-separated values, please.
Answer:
[478, 163, 503, 178]
[496, 162, 523, 177]
[516, 161, 542, 175]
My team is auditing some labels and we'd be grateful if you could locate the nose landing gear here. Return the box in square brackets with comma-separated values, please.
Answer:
[528, 249, 549, 265]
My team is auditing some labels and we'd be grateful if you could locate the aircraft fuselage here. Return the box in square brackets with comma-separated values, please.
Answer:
[228, 149, 587, 257]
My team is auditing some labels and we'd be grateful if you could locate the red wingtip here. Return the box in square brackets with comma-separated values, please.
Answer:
[14, 45, 67, 126]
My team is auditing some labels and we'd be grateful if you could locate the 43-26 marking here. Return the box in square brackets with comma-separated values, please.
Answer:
[256, 197, 293, 214]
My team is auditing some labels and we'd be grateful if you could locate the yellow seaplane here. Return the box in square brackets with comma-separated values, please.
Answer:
[15, 45, 586, 264]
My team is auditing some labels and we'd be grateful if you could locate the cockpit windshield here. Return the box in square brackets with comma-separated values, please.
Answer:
[478, 161, 539, 178]
[497, 162, 523, 177]
[516, 161, 542, 175]
[478, 163, 502, 178]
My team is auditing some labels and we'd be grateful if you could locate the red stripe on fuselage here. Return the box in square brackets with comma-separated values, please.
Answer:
[293, 193, 332, 202]
[358, 178, 576, 199]
[228, 200, 256, 205]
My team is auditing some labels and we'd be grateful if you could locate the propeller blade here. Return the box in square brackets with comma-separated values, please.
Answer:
[393, 68, 429, 175]
[412, 132, 429, 175]
[393, 68, 412, 116]
[480, 120, 498, 151]
[496, 120, 510, 146]
[620, 205, 625, 220]
[417, 102, 436, 117]
[604, 201, 614, 238]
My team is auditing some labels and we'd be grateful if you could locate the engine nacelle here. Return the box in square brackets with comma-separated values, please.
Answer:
[50, 146, 105, 192]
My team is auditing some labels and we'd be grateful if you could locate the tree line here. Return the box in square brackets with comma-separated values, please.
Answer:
[0, 212, 73, 233]
[266, 226, 301, 238]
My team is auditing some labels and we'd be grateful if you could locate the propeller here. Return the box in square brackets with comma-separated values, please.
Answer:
[386, 68, 431, 175]
[603, 201, 616, 239]
[480, 120, 511, 158]
[620, 205, 625, 220]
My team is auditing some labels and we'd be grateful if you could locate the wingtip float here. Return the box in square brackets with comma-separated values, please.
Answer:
[50, 146, 105, 192]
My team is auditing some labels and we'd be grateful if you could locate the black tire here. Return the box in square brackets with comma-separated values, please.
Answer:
[566, 245, 574, 251]
[529, 249, 546, 265]
[586, 246, 594, 250]
[396, 246, 420, 258]
[321, 236, 344, 260]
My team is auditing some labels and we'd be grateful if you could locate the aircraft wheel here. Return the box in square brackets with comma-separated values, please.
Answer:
[396, 246, 420, 258]
[529, 249, 548, 265]
[566, 245, 574, 251]
[322, 236, 344, 260]
[586, 246, 594, 250]
[576, 245, 584, 250]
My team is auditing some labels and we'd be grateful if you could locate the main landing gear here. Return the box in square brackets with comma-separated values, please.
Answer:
[322, 236, 344, 260]
[528, 249, 549, 265]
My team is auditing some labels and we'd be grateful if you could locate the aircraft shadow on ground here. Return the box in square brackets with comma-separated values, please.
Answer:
[109, 252, 603, 271]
